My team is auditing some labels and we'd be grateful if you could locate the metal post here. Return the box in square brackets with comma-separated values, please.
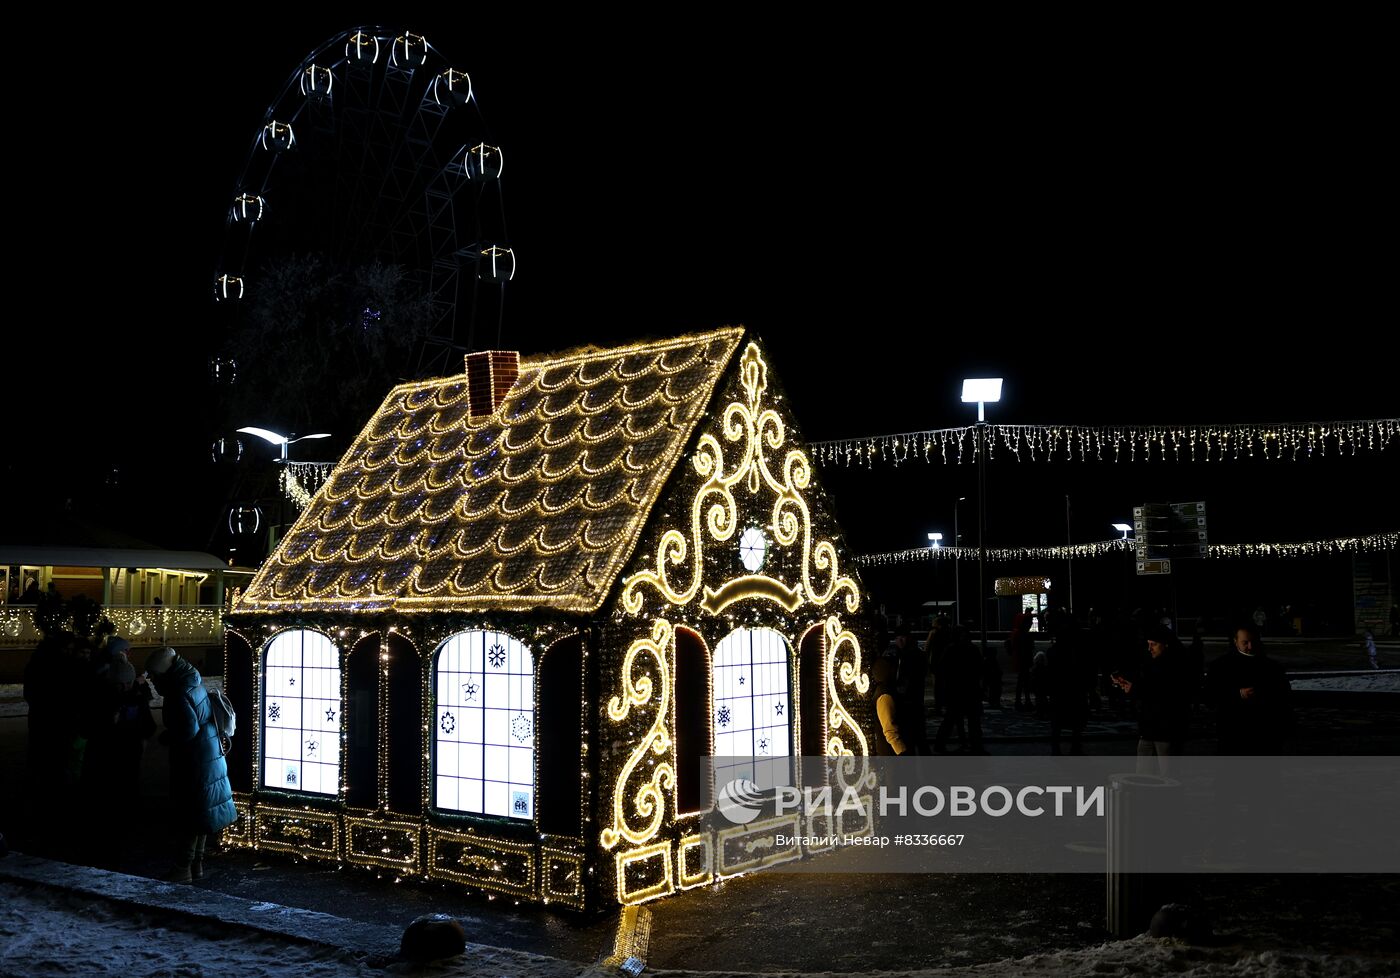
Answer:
[977, 422, 988, 663]
[955, 497, 964, 625]
[1066, 494, 1074, 615]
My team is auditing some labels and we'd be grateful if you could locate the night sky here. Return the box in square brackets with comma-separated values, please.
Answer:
[5, 16, 1394, 621]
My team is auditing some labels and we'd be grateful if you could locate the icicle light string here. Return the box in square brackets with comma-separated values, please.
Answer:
[281, 461, 334, 510]
[810, 419, 1399, 467]
[856, 532, 1399, 566]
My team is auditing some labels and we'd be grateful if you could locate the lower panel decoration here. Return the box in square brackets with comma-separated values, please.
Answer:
[677, 833, 713, 889]
[717, 814, 802, 876]
[255, 805, 340, 861]
[838, 794, 875, 839]
[616, 841, 674, 904]
[427, 829, 534, 898]
[223, 795, 254, 848]
[805, 811, 836, 853]
[541, 847, 586, 909]
[344, 813, 422, 872]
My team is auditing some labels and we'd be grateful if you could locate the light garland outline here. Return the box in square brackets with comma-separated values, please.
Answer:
[715, 814, 802, 877]
[677, 833, 713, 889]
[601, 619, 675, 852]
[809, 419, 1399, 467]
[823, 616, 871, 763]
[615, 839, 675, 905]
[858, 532, 1399, 566]
[621, 342, 859, 618]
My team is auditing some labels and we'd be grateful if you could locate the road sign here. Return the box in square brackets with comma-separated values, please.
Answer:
[1134, 501, 1208, 560]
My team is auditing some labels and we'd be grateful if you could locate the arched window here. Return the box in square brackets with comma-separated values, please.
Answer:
[262, 629, 341, 795]
[713, 627, 792, 791]
[434, 630, 535, 820]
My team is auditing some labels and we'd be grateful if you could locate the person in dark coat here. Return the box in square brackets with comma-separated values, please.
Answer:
[22, 628, 84, 854]
[934, 626, 986, 754]
[1008, 611, 1036, 711]
[1111, 623, 1193, 773]
[1206, 627, 1293, 754]
[1045, 611, 1092, 755]
[146, 647, 237, 881]
[893, 626, 930, 754]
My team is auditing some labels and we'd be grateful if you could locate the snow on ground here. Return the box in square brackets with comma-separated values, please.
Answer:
[2, 881, 1396, 978]
[1289, 673, 1400, 692]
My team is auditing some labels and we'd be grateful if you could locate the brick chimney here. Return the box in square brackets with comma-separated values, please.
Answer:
[464, 350, 520, 419]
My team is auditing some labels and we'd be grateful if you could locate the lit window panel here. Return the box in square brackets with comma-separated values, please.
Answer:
[435, 630, 534, 820]
[713, 627, 792, 791]
[262, 629, 341, 795]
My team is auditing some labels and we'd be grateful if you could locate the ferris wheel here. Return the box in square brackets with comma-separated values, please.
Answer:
[208, 27, 512, 556]
[212, 27, 512, 381]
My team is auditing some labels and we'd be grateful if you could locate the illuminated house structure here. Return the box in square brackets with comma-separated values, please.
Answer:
[225, 327, 874, 908]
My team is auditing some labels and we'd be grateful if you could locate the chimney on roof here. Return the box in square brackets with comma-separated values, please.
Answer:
[464, 350, 520, 419]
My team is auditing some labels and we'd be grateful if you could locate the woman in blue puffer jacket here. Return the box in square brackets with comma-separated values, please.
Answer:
[146, 647, 236, 882]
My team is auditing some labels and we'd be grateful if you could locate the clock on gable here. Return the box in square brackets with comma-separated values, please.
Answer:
[738, 526, 767, 572]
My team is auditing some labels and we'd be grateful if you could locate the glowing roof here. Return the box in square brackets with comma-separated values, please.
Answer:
[237, 327, 745, 613]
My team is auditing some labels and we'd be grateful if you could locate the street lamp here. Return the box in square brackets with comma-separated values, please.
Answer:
[1112, 522, 1133, 541]
[927, 532, 943, 547]
[237, 427, 332, 549]
[236, 427, 331, 462]
[961, 378, 1002, 666]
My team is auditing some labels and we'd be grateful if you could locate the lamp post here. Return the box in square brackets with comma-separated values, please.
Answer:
[1112, 522, 1133, 541]
[961, 378, 1002, 665]
[928, 532, 943, 624]
[1065, 494, 1074, 616]
[237, 427, 331, 548]
[954, 496, 966, 624]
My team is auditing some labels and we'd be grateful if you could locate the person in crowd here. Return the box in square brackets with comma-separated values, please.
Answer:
[1046, 610, 1093, 755]
[871, 654, 908, 756]
[894, 624, 931, 754]
[1361, 630, 1380, 671]
[1206, 626, 1293, 754]
[934, 625, 987, 755]
[145, 647, 236, 882]
[1009, 609, 1036, 712]
[1112, 623, 1193, 774]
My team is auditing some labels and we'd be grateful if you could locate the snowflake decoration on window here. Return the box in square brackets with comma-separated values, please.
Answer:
[286, 768, 298, 786]
[268, 702, 281, 722]
[487, 643, 507, 669]
[305, 739, 318, 756]
[775, 701, 785, 717]
[717, 705, 731, 728]
[462, 682, 479, 703]
[758, 736, 770, 755]
[440, 711, 456, 735]
[325, 707, 336, 722]
[511, 713, 533, 743]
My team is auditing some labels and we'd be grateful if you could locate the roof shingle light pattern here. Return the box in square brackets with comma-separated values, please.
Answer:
[238, 327, 745, 614]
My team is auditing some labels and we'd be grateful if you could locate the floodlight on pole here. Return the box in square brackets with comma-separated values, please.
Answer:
[927, 532, 943, 548]
[960, 378, 1003, 423]
[1112, 522, 1133, 540]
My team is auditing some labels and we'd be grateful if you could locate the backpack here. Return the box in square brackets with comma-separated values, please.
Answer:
[207, 686, 237, 756]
